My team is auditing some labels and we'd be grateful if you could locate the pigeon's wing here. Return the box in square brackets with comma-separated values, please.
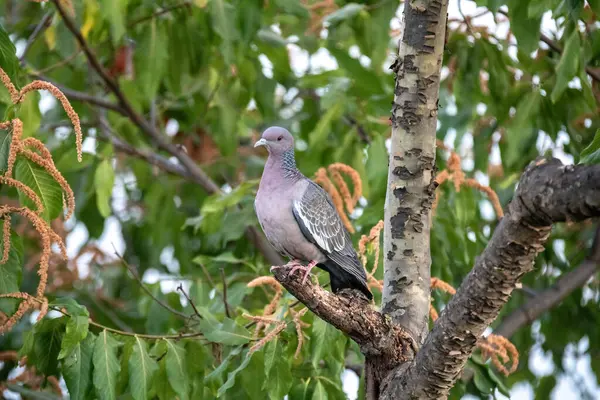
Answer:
[292, 181, 367, 282]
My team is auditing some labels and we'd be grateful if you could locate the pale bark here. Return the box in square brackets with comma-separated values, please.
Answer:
[382, 0, 448, 345]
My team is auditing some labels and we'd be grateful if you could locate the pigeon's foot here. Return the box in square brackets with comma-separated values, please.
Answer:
[270, 259, 302, 273]
[287, 260, 318, 284]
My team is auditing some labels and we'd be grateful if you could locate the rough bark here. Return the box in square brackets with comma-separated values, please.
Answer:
[380, 158, 600, 399]
[271, 266, 416, 375]
[382, 0, 448, 347]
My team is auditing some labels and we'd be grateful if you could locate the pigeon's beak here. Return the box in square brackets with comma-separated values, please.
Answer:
[254, 138, 268, 148]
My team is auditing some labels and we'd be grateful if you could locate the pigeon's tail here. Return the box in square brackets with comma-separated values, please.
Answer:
[321, 260, 373, 300]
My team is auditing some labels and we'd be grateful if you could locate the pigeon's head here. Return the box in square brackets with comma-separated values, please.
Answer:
[254, 126, 294, 155]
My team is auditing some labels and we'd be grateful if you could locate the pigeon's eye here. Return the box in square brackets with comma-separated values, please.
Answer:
[277, 135, 283, 141]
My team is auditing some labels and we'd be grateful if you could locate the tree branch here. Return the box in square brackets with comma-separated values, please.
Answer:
[271, 265, 416, 373]
[494, 225, 600, 338]
[50, 0, 283, 266]
[383, 159, 600, 399]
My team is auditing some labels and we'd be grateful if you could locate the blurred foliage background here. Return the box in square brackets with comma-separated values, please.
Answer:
[0, 0, 599, 399]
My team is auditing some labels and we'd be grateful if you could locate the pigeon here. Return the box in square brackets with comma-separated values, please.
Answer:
[254, 126, 372, 300]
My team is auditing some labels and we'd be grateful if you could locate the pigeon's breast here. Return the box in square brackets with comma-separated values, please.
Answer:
[255, 185, 325, 263]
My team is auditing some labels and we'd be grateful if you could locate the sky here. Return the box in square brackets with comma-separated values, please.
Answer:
[5, 1, 599, 399]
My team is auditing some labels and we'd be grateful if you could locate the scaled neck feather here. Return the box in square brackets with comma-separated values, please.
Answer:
[265, 148, 303, 183]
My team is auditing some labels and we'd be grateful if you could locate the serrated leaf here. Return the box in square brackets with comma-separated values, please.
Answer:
[164, 339, 190, 400]
[0, 129, 12, 173]
[59, 314, 90, 359]
[94, 159, 115, 218]
[551, 30, 580, 103]
[210, 0, 238, 65]
[472, 365, 494, 394]
[217, 351, 253, 397]
[199, 317, 252, 345]
[204, 346, 242, 385]
[25, 317, 66, 376]
[99, 0, 128, 43]
[63, 334, 95, 400]
[308, 102, 344, 148]
[19, 91, 41, 138]
[324, 3, 364, 25]
[14, 157, 63, 221]
[580, 129, 600, 165]
[312, 381, 328, 400]
[135, 20, 168, 99]
[0, 23, 20, 89]
[508, 0, 542, 53]
[129, 336, 159, 400]
[0, 230, 23, 314]
[264, 335, 279, 378]
[311, 318, 335, 368]
[266, 339, 292, 399]
[93, 330, 121, 400]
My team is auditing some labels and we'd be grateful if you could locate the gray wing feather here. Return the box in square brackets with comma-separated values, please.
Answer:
[292, 181, 367, 281]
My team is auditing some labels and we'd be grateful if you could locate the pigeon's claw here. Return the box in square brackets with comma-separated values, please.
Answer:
[287, 260, 318, 284]
[271, 259, 303, 273]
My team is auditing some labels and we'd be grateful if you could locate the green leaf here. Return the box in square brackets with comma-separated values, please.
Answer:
[536, 375, 557, 399]
[257, 28, 288, 47]
[472, 365, 494, 394]
[204, 346, 243, 385]
[311, 318, 336, 368]
[324, 3, 364, 25]
[308, 102, 344, 148]
[210, 0, 238, 65]
[199, 317, 253, 345]
[508, 0, 543, 53]
[264, 335, 278, 378]
[14, 157, 64, 221]
[93, 330, 121, 400]
[0, 22, 20, 89]
[580, 129, 600, 165]
[551, 30, 581, 103]
[24, 317, 66, 376]
[164, 339, 190, 400]
[59, 314, 90, 359]
[312, 381, 328, 400]
[62, 334, 95, 400]
[19, 92, 41, 139]
[217, 351, 253, 397]
[99, 0, 128, 43]
[94, 159, 115, 218]
[135, 20, 168, 99]
[129, 336, 159, 400]
[504, 91, 542, 167]
[0, 230, 23, 314]
[0, 128, 12, 173]
[265, 336, 293, 399]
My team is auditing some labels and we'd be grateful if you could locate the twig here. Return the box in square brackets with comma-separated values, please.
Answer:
[127, 1, 193, 27]
[113, 247, 191, 320]
[177, 283, 203, 320]
[196, 262, 217, 287]
[220, 268, 232, 318]
[19, 11, 53, 63]
[343, 115, 371, 144]
[34, 49, 82, 74]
